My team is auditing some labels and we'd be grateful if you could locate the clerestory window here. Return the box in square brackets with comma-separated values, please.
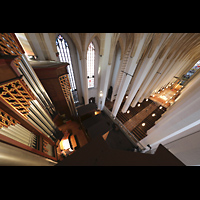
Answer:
[87, 42, 95, 88]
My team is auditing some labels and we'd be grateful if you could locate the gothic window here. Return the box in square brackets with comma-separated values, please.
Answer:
[181, 59, 200, 84]
[87, 42, 95, 88]
[56, 35, 76, 92]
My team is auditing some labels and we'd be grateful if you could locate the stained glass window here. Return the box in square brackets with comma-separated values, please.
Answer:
[87, 42, 95, 88]
[56, 35, 76, 91]
[181, 59, 200, 84]
[56, 35, 79, 103]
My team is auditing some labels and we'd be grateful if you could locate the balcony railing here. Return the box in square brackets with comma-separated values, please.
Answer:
[103, 106, 146, 152]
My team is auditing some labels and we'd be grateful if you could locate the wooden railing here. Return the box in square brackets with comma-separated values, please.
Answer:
[103, 106, 146, 152]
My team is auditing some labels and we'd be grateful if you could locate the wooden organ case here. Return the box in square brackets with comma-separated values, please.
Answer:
[31, 62, 77, 121]
[0, 33, 62, 162]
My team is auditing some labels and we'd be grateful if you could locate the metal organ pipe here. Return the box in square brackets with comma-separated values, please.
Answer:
[27, 117, 50, 139]
[0, 127, 29, 146]
[2, 126, 29, 143]
[18, 62, 50, 109]
[27, 112, 56, 140]
[21, 55, 55, 111]
[6, 124, 36, 147]
[29, 103, 55, 133]
[27, 111, 54, 138]
[10, 124, 37, 147]
[16, 55, 59, 142]
[8, 126, 31, 141]
[30, 100, 57, 130]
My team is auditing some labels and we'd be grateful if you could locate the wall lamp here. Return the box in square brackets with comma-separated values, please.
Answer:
[99, 91, 103, 97]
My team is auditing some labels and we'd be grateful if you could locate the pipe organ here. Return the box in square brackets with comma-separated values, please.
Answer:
[0, 33, 64, 162]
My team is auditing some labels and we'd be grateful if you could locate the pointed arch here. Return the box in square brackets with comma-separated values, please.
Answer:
[87, 42, 95, 88]
[56, 34, 77, 92]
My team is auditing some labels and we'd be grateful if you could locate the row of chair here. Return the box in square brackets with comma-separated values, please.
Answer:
[131, 106, 167, 141]
[116, 99, 153, 124]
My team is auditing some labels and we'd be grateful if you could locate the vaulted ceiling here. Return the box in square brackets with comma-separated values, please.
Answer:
[17, 33, 200, 68]
[16, 33, 200, 115]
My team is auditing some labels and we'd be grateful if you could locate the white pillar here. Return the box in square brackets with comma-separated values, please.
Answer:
[81, 51, 89, 105]
[110, 59, 124, 102]
[140, 72, 200, 152]
[144, 53, 176, 98]
[124, 34, 168, 110]
[138, 44, 172, 102]
[111, 57, 134, 116]
[123, 57, 150, 110]
[111, 34, 148, 116]
[97, 33, 113, 110]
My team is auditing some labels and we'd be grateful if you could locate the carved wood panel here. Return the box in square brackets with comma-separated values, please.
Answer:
[0, 108, 20, 129]
[0, 33, 24, 68]
[59, 74, 71, 101]
[0, 78, 35, 119]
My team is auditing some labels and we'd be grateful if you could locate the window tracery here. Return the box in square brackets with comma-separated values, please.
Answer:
[56, 35, 76, 92]
[87, 42, 95, 88]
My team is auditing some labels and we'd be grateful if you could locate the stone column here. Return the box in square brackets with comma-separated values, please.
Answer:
[97, 33, 113, 110]
[111, 34, 148, 116]
[80, 51, 89, 105]
[140, 72, 200, 152]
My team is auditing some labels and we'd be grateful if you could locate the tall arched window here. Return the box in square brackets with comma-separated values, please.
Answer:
[87, 42, 95, 88]
[56, 34, 76, 92]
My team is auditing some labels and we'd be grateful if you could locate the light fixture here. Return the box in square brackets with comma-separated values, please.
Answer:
[152, 95, 155, 97]
[146, 98, 148, 101]
[127, 110, 130, 113]
[60, 139, 72, 151]
[142, 123, 145, 126]
[159, 106, 162, 109]
[126, 95, 128, 99]
[137, 103, 140, 107]
[95, 111, 100, 115]
[152, 113, 156, 117]
[99, 91, 103, 97]
[160, 95, 168, 101]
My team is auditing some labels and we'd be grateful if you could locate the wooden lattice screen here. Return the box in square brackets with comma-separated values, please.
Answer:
[0, 33, 24, 68]
[0, 108, 20, 129]
[0, 78, 35, 119]
[59, 74, 71, 101]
